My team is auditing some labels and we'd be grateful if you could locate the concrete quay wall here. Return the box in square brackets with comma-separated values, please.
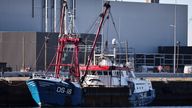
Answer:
[0, 77, 192, 106]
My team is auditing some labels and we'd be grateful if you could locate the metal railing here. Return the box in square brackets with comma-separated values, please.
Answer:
[115, 53, 192, 73]
[2, 44, 192, 73]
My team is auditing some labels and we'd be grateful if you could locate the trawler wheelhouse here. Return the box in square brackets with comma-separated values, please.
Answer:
[80, 65, 131, 87]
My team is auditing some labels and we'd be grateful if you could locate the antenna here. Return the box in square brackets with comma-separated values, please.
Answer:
[112, 38, 117, 65]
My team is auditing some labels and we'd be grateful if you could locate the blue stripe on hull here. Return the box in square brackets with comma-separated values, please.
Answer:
[26, 80, 41, 106]
[26, 79, 82, 106]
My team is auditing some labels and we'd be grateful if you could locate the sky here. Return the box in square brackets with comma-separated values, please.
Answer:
[113, 0, 192, 46]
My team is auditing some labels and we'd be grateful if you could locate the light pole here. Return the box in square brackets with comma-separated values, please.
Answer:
[173, 0, 177, 74]
[176, 41, 180, 72]
[189, 18, 192, 46]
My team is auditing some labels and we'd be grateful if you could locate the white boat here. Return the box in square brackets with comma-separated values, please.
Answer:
[78, 1, 155, 106]
[80, 56, 155, 106]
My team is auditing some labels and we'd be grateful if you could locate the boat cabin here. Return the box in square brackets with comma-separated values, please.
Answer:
[79, 65, 131, 87]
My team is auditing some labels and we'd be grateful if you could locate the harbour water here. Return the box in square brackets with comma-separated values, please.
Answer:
[1, 106, 192, 108]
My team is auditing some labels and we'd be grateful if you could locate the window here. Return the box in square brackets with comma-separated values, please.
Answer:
[97, 71, 102, 75]
[109, 72, 112, 76]
[91, 71, 96, 75]
[104, 71, 108, 75]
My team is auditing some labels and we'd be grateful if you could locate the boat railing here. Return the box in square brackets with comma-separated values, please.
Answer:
[32, 72, 56, 79]
[32, 72, 46, 79]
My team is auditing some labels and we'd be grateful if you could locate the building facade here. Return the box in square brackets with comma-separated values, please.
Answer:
[0, 0, 188, 53]
[0, 0, 189, 72]
[0, 32, 58, 71]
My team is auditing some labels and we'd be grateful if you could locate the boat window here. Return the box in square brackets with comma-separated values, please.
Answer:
[112, 71, 117, 76]
[109, 72, 112, 76]
[91, 71, 96, 75]
[117, 72, 120, 76]
[121, 72, 124, 77]
[103, 71, 108, 75]
[126, 71, 129, 76]
[97, 71, 102, 75]
[81, 71, 85, 75]
[88, 71, 92, 75]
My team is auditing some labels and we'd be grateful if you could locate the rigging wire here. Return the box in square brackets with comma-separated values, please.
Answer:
[84, 10, 110, 63]
[46, 50, 57, 72]
[86, 16, 100, 34]
[31, 33, 58, 71]
[32, 36, 48, 70]
[109, 11, 124, 64]
[109, 11, 120, 40]
[99, 12, 109, 54]
[104, 13, 110, 54]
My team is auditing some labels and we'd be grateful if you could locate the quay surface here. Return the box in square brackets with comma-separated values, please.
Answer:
[1, 72, 192, 106]
[136, 73, 192, 106]
[0, 77, 35, 106]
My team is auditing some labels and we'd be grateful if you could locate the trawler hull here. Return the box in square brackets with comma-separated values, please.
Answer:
[26, 79, 82, 106]
[82, 87, 155, 107]
[26, 79, 155, 107]
[129, 90, 155, 106]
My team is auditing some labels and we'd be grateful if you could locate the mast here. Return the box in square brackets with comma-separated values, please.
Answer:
[72, 0, 75, 33]
[59, 0, 67, 35]
[45, 0, 48, 32]
[70, 0, 75, 33]
[55, 0, 67, 78]
[54, 0, 80, 80]
[45, 36, 49, 71]
[81, 2, 111, 83]
[54, 0, 57, 32]
[125, 40, 128, 64]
